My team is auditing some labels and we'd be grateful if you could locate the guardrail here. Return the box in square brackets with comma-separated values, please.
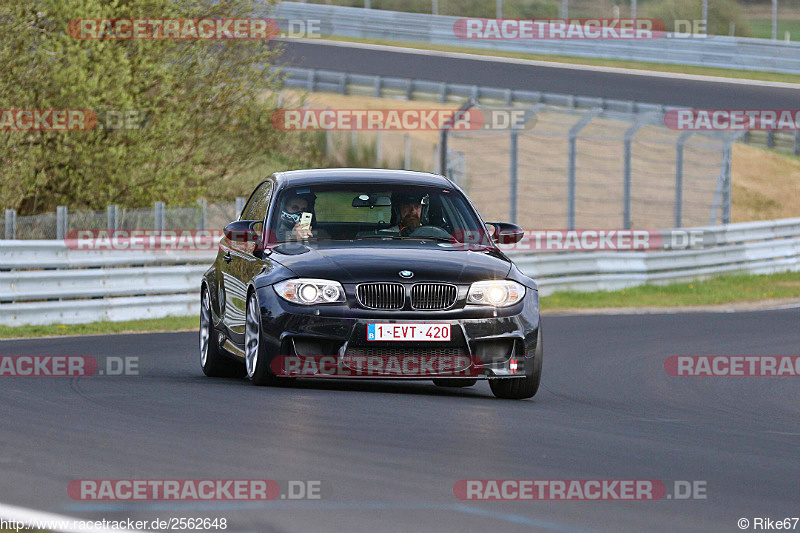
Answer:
[0, 244, 215, 326]
[1, 218, 799, 326]
[273, 2, 800, 75]
[280, 66, 799, 155]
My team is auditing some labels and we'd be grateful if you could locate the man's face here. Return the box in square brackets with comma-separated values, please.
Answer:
[399, 202, 422, 228]
[286, 197, 309, 214]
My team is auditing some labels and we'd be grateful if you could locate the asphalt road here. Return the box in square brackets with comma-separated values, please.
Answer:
[277, 40, 800, 109]
[1, 308, 798, 532]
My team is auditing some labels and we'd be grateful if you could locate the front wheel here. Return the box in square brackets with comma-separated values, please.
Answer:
[200, 286, 245, 378]
[245, 291, 292, 387]
[489, 325, 543, 400]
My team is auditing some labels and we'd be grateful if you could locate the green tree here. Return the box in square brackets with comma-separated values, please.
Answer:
[0, 0, 321, 214]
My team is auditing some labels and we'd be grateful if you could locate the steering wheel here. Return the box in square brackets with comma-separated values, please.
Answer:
[407, 225, 452, 239]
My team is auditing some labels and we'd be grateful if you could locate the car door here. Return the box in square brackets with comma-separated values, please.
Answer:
[219, 181, 273, 346]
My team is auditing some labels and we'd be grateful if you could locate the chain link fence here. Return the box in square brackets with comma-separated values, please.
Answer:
[3, 201, 244, 240]
[321, 104, 736, 230]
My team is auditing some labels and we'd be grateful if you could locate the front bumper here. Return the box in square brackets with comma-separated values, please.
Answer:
[253, 284, 541, 380]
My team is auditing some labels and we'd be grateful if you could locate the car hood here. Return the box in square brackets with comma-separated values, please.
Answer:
[270, 241, 512, 284]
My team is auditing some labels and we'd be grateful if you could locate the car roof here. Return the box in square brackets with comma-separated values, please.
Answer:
[273, 168, 453, 188]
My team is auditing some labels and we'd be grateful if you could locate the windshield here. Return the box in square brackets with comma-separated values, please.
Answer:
[269, 183, 486, 244]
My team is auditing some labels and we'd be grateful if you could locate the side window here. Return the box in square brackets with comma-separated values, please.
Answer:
[239, 182, 272, 221]
[246, 182, 273, 223]
[239, 183, 263, 221]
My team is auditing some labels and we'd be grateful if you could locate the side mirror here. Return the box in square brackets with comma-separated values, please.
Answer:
[486, 222, 524, 244]
[224, 220, 262, 246]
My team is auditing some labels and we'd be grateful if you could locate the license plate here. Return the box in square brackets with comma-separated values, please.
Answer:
[367, 323, 451, 341]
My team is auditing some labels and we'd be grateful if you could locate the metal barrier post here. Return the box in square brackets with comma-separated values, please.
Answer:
[674, 131, 693, 228]
[722, 142, 733, 224]
[198, 199, 207, 230]
[326, 129, 333, 156]
[56, 206, 68, 240]
[567, 109, 600, 230]
[438, 98, 474, 178]
[509, 130, 518, 225]
[235, 197, 247, 219]
[4, 209, 16, 239]
[794, 131, 800, 156]
[623, 116, 648, 230]
[404, 134, 411, 170]
[375, 130, 382, 166]
[107, 205, 118, 230]
[154, 202, 165, 231]
[307, 69, 315, 92]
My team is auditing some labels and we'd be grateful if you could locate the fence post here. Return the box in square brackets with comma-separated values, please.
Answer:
[154, 201, 165, 231]
[56, 205, 68, 240]
[4, 209, 16, 239]
[307, 69, 316, 92]
[326, 129, 333, 157]
[509, 130, 518, 225]
[373, 75, 382, 98]
[722, 141, 733, 224]
[375, 130, 382, 167]
[404, 134, 411, 170]
[107, 205, 118, 230]
[623, 117, 648, 230]
[439, 82, 447, 104]
[235, 197, 247, 219]
[674, 131, 693, 228]
[709, 139, 734, 226]
[198, 199, 207, 230]
[567, 109, 600, 230]
[794, 131, 800, 156]
[767, 129, 774, 148]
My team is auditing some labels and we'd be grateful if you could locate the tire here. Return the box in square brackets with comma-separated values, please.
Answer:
[200, 286, 246, 378]
[489, 324, 543, 400]
[433, 379, 478, 388]
[245, 290, 293, 387]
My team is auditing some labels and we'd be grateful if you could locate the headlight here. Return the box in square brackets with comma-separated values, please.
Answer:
[274, 278, 346, 305]
[467, 280, 525, 307]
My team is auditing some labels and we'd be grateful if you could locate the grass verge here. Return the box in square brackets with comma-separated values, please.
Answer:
[541, 270, 800, 311]
[323, 36, 800, 84]
[0, 315, 197, 340]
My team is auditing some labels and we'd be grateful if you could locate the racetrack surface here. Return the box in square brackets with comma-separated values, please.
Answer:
[277, 40, 800, 110]
[1, 309, 798, 532]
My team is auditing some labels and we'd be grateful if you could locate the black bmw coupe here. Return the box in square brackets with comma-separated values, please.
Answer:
[200, 168, 542, 399]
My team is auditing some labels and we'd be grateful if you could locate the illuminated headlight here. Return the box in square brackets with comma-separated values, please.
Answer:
[467, 280, 525, 307]
[274, 279, 345, 305]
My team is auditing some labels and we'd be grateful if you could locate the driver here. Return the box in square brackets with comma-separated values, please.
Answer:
[278, 192, 316, 241]
[389, 192, 428, 237]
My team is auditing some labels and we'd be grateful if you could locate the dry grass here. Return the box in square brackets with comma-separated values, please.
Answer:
[731, 144, 800, 222]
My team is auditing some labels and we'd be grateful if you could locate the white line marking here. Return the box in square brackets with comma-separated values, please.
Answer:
[0, 501, 152, 533]
[282, 38, 800, 90]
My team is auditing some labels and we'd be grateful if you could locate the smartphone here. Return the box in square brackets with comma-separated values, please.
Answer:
[299, 212, 313, 226]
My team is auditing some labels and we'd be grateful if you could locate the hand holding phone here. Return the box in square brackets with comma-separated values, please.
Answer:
[293, 211, 313, 239]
